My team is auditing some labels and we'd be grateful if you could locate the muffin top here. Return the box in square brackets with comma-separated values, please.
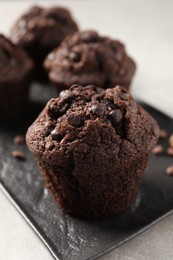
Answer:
[44, 30, 136, 90]
[0, 34, 34, 82]
[10, 5, 78, 52]
[26, 85, 159, 172]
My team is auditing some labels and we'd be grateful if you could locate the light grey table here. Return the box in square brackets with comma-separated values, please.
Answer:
[0, 0, 173, 259]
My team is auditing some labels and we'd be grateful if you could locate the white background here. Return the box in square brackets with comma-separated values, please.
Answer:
[0, 0, 173, 259]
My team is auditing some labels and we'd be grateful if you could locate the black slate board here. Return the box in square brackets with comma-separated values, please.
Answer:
[0, 83, 173, 260]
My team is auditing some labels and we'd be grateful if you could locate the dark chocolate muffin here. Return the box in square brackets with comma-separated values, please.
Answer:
[44, 30, 136, 92]
[10, 5, 78, 80]
[26, 85, 159, 219]
[0, 34, 34, 119]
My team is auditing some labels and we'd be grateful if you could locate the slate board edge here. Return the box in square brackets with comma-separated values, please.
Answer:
[0, 183, 59, 260]
[89, 210, 173, 260]
[1, 182, 173, 260]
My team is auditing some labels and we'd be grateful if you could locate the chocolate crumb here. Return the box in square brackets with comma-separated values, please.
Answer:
[169, 135, 173, 148]
[152, 145, 163, 154]
[166, 166, 173, 176]
[159, 129, 168, 139]
[12, 150, 25, 160]
[14, 135, 25, 145]
[167, 147, 173, 156]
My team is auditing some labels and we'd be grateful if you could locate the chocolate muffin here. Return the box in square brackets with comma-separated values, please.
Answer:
[26, 85, 159, 219]
[44, 30, 136, 92]
[10, 5, 78, 80]
[0, 34, 34, 119]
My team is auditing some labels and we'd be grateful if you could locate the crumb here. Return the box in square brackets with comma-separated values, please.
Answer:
[152, 145, 163, 154]
[166, 166, 173, 176]
[159, 129, 168, 139]
[14, 135, 25, 145]
[12, 150, 25, 160]
[169, 135, 173, 148]
[167, 147, 173, 156]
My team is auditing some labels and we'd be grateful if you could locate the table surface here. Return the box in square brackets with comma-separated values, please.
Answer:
[0, 0, 173, 259]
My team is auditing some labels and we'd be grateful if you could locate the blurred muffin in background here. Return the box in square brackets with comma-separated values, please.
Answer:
[44, 30, 136, 93]
[0, 34, 34, 119]
[10, 5, 78, 80]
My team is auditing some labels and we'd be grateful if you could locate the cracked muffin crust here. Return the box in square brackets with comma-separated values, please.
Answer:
[26, 85, 159, 218]
[0, 34, 34, 119]
[44, 30, 136, 92]
[10, 5, 78, 80]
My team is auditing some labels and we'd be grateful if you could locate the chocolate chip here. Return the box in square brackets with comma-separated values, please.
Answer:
[109, 109, 122, 123]
[69, 52, 81, 62]
[47, 98, 70, 118]
[51, 129, 62, 141]
[45, 123, 54, 137]
[12, 150, 25, 160]
[107, 99, 116, 109]
[14, 135, 25, 145]
[109, 109, 124, 135]
[85, 85, 97, 91]
[59, 103, 70, 114]
[91, 103, 107, 117]
[159, 129, 168, 139]
[167, 147, 173, 156]
[119, 87, 128, 93]
[152, 145, 164, 155]
[118, 93, 128, 101]
[67, 114, 82, 126]
[169, 135, 173, 148]
[166, 166, 173, 176]
[129, 100, 138, 113]
[47, 98, 60, 118]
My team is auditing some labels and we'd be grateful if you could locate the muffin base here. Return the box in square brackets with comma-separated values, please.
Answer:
[39, 155, 148, 219]
[0, 73, 32, 119]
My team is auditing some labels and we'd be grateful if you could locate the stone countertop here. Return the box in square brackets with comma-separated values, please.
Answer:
[0, 0, 173, 259]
